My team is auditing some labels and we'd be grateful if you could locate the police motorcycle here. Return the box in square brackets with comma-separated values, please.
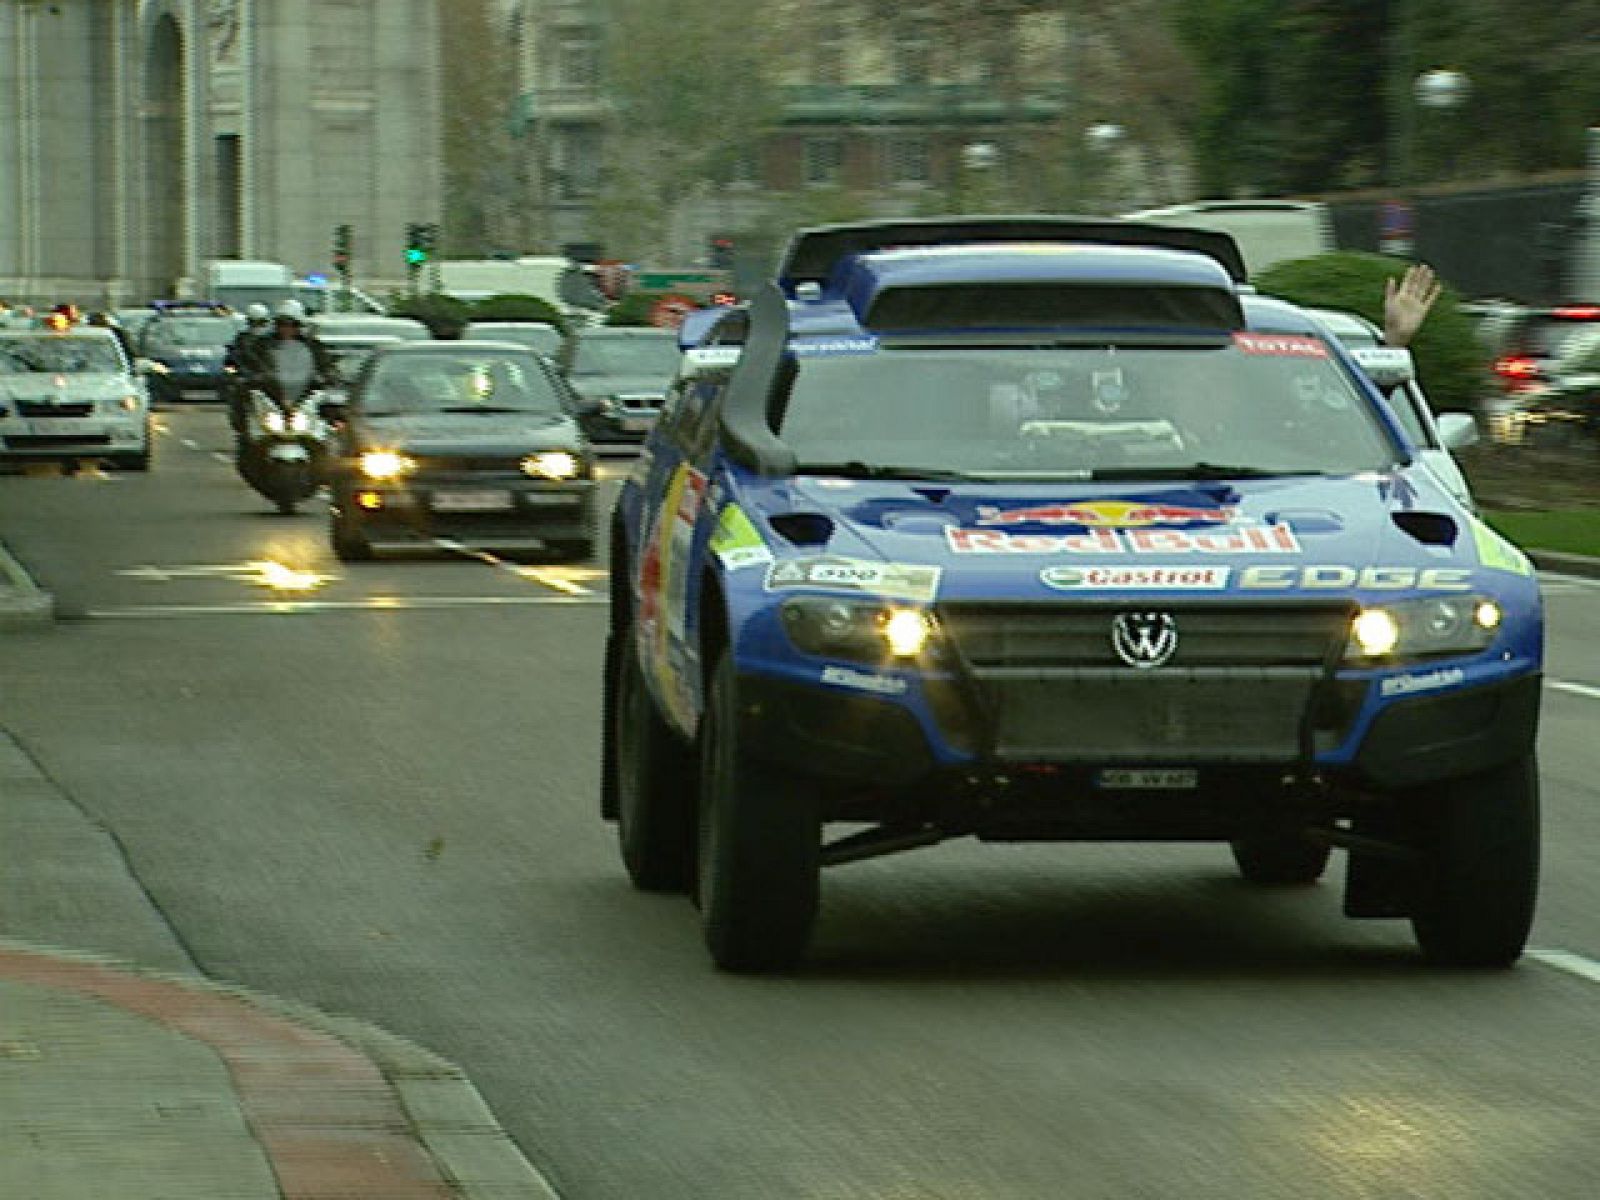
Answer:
[236, 359, 343, 515]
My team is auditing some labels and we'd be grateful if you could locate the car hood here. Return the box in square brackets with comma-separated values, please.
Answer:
[0, 374, 135, 402]
[355, 411, 580, 454]
[729, 466, 1525, 600]
[570, 374, 670, 398]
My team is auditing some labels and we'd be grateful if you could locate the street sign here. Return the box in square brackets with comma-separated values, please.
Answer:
[635, 271, 720, 291]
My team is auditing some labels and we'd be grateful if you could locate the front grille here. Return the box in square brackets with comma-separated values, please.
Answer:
[936, 601, 1352, 762]
[15, 402, 93, 418]
[412, 456, 525, 474]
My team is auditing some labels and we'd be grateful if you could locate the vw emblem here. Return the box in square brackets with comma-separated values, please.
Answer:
[1111, 611, 1178, 669]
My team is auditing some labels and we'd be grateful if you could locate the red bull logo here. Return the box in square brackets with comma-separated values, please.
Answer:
[975, 499, 1237, 529]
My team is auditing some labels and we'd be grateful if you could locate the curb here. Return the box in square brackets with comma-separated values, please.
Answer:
[0, 936, 562, 1199]
[0, 538, 52, 628]
[1529, 550, 1600, 581]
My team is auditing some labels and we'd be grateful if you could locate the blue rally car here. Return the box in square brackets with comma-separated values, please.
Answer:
[603, 217, 1543, 972]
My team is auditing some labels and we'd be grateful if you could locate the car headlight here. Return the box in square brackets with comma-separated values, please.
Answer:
[1346, 594, 1503, 662]
[522, 450, 580, 480]
[780, 598, 937, 664]
[360, 450, 414, 480]
[289, 410, 313, 434]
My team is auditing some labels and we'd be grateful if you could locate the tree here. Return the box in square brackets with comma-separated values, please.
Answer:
[441, 0, 521, 256]
[591, 0, 786, 263]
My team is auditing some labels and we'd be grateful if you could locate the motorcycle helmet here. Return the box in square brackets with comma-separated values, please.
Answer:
[246, 302, 271, 325]
[273, 299, 307, 324]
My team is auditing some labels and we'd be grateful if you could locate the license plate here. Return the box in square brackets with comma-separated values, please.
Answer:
[1095, 768, 1199, 790]
[431, 489, 512, 512]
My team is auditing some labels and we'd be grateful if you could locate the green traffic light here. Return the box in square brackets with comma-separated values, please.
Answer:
[405, 248, 427, 266]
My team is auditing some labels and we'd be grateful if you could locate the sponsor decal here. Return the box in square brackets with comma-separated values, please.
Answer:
[976, 499, 1236, 528]
[1231, 332, 1329, 358]
[1469, 516, 1533, 576]
[765, 556, 941, 603]
[792, 336, 880, 358]
[1380, 667, 1466, 697]
[708, 504, 772, 570]
[820, 665, 910, 696]
[1041, 564, 1231, 591]
[1239, 565, 1473, 591]
[947, 524, 1301, 556]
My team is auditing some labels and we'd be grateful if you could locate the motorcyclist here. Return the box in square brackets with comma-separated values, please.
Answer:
[235, 301, 338, 474]
[238, 300, 337, 410]
[225, 303, 273, 433]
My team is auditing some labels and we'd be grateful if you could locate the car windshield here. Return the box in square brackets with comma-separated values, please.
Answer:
[777, 339, 1398, 479]
[467, 325, 564, 357]
[145, 317, 237, 349]
[363, 351, 564, 416]
[569, 334, 679, 377]
[0, 336, 126, 374]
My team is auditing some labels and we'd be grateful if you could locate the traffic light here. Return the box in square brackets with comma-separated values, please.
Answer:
[332, 223, 352, 272]
[708, 235, 734, 271]
[404, 223, 428, 267]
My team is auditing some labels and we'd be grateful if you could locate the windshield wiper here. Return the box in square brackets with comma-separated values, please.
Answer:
[796, 461, 978, 482]
[1088, 463, 1328, 481]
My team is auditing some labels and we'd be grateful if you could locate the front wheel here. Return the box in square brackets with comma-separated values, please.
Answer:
[697, 652, 820, 972]
[613, 621, 696, 892]
[330, 504, 373, 561]
[1410, 754, 1540, 968]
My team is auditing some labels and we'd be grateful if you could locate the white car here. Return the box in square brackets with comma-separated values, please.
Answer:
[1305, 306, 1477, 508]
[0, 325, 151, 470]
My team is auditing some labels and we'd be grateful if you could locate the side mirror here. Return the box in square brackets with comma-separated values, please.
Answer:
[1437, 412, 1479, 450]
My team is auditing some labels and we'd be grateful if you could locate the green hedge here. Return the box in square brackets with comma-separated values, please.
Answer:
[468, 293, 567, 330]
[1253, 251, 1481, 413]
[605, 292, 660, 327]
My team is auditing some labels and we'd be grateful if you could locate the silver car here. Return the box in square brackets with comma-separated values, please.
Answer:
[0, 326, 152, 470]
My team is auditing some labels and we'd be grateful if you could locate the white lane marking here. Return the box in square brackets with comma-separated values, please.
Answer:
[211, 451, 233, 466]
[87, 594, 605, 619]
[1549, 680, 1600, 701]
[433, 538, 594, 595]
[1530, 948, 1600, 986]
[181, 438, 200, 450]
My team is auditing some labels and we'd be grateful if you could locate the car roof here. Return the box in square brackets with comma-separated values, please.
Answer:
[369, 339, 542, 355]
[465, 320, 559, 330]
[1301, 305, 1383, 342]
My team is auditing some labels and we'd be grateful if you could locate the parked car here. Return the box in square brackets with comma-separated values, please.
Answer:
[0, 325, 151, 470]
[1303, 306, 1478, 507]
[604, 216, 1543, 973]
[1474, 303, 1600, 443]
[563, 326, 682, 443]
[326, 340, 596, 561]
[461, 320, 566, 366]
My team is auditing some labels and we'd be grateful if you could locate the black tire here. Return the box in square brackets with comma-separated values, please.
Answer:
[275, 494, 298, 515]
[111, 447, 151, 472]
[330, 505, 373, 561]
[548, 538, 595, 563]
[697, 652, 820, 972]
[612, 620, 697, 892]
[1230, 831, 1331, 885]
[1410, 754, 1540, 967]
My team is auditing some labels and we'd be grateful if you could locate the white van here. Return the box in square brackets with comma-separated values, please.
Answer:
[203, 259, 295, 310]
[1121, 200, 1335, 278]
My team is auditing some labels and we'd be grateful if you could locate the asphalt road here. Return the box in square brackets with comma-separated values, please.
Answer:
[4, 407, 1600, 1198]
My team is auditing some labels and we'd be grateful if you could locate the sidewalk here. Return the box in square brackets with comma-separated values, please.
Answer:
[0, 537, 560, 1198]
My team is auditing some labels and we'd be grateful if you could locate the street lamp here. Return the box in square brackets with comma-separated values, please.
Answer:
[1413, 68, 1471, 182]
[958, 141, 1001, 213]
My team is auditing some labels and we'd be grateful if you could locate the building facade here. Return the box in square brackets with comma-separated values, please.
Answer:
[0, 0, 442, 308]
[504, 0, 1187, 269]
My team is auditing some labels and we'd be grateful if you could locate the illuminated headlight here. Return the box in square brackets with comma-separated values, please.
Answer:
[288, 410, 313, 434]
[780, 598, 937, 664]
[262, 410, 288, 434]
[522, 450, 580, 480]
[1346, 595, 1503, 661]
[359, 450, 414, 480]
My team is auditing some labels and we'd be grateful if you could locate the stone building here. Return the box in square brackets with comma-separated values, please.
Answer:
[503, 0, 1188, 269]
[0, 0, 442, 308]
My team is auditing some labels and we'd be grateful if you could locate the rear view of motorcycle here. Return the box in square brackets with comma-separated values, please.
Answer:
[237, 382, 337, 514]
